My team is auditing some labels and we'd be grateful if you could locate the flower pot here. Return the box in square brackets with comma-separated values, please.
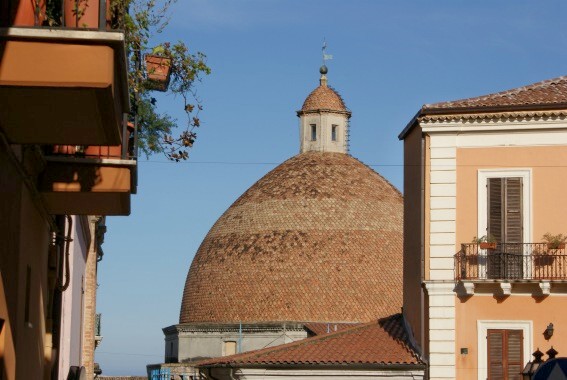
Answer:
[480, 242, 497, 250]
[547, 243, 566, 250]
[535, 255, 555, 266]
[145, 55, 172, 92]
[84, 122, 134, 159]
[64, 0, 110, 28]
[13, 0, 46, 26]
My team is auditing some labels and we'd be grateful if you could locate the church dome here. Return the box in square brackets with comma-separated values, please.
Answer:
[300, 84, 349, 114]
[180, 151, 403, 324]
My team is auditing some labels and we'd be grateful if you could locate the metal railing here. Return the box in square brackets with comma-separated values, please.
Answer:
[45, 120, 137, 160]
[95, 313, 101, 337]
[455, 243, 567, 280]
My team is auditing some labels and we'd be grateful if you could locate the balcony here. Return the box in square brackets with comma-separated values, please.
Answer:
[38, 125, 137, 216]
[0, 1, 129, 146]
[455, 243, 567, 281]
[95, 313, 102, 348]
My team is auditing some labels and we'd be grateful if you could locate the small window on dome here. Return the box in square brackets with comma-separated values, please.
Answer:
[310, 124, 317, 141]
[331, 125, 337, 141]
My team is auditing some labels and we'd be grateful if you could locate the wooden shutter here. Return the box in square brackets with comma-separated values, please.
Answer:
[488, 178, 503, 243]
[507, 330, 523, 380]
[487, 178, 523, 244]
[505, 178, 522, 244]
[488, 330, 505, 380]
[487, 329, 523, 380]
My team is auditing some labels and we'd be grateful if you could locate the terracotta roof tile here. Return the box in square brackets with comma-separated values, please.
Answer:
[196, 314, 424, 367]
[424, 75, 567, 112]
[300, 84, 349, 114]
[180, 152, 403, 324]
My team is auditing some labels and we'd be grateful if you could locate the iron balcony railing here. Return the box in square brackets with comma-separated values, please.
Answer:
[455, 243, 567, 281]
[95, 313, 101, 337]
[45, 120, 138, 161]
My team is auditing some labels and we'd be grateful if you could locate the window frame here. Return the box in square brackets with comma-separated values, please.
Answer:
[331, 124, 337, 142]
[478, 169, 532, 244]
[310, 124, 317, 141]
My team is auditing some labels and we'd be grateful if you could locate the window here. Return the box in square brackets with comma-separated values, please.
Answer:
[331, 125, 337, 141]
[310, 124, 317, 141]
[223, 341, 237, 356]
[477, 169, 531, 248]
[487, 329, 523, 380]
[483, 175, 526, 279]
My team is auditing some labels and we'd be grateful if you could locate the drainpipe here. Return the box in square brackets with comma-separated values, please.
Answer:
[421, 134, 428, 380]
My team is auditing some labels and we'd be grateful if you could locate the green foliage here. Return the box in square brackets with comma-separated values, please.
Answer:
[542, 233, 567, 249]
[43, 0, 210, 161]
[119, 0, 211, 161]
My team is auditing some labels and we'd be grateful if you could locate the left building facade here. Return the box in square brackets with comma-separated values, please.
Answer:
[0, 1, 135, 379]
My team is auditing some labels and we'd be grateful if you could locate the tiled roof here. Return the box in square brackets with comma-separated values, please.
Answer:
[424, 75, 567, 112]
[399, 75, 567, 140]
[304, 322, 359, 336]
[196, 314, 424, 367]
[180, 152, 403, 324]
[300, 82, 349, 114]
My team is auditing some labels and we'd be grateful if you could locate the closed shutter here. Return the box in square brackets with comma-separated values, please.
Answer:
[487, 178, 523, 244]
[488, 330, 505, 380]
[507, 330, 523, 380]
[505, 178, 523, 244]
[488, 178, 503, 243]
[487, 329, 523, 380]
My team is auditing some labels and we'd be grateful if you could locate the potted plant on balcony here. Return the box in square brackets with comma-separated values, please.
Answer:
[473, 235, 497, 250]
[543, 233, 567, 250]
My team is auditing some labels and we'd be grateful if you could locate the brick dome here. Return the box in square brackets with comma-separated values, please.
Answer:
[180, 152, 403, 324]
[300, 83, 349, 114]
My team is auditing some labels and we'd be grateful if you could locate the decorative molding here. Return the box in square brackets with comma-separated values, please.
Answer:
[499, 282, 512, 296]
[420, 110, 567, 125]
[539, 281, 551, 296]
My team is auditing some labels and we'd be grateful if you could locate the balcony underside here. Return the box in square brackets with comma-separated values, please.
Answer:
[0, 29, 129, 145]
[39, 159, 135, 216]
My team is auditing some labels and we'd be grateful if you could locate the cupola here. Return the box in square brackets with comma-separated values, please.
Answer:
[297, 66, 351, 154]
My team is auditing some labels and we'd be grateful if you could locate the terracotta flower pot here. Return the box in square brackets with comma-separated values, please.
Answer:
[480, 242, 497, 250]
[145, 55, 172, 92]
[64, 0, 110, 28]
[84, 122, 135, 159]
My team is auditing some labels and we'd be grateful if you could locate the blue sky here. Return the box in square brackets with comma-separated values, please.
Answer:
[96, 0, 567, 375]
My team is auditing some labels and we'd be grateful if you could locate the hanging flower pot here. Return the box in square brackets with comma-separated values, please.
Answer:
[145, 54, 172, 92]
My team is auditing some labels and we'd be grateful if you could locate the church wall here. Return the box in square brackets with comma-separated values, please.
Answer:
[170, 325, 307, 362]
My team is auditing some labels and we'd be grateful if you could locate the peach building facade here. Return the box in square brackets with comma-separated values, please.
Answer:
[400, 76, 567, 379]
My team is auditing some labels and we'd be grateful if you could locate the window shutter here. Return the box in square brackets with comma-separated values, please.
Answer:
[487, 329, 523, 380]
[488, 178, 503, 243]
[505, 178, 522, 244]
[507, 330, 523, 380]
[488, 329, 505, 380]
